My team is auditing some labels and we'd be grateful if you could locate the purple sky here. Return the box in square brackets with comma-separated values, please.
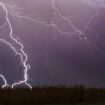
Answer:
[0, 0, 105, 87]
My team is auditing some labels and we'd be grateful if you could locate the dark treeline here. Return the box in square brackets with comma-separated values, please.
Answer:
[0, 85, 105, 105]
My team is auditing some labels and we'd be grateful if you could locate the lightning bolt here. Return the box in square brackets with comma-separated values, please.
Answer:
[0, 1, 32, 89]
[0, 0, 104, 88]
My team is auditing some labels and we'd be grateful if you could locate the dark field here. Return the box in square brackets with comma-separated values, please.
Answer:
[0, 85, 105, 105]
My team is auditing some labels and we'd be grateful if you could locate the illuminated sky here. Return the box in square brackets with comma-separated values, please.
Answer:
[0, 0, 105, 87]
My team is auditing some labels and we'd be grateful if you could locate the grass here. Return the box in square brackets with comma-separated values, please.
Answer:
[0, 85, 104, 105]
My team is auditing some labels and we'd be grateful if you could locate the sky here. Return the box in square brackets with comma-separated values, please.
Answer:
[0, 0, 105, 88]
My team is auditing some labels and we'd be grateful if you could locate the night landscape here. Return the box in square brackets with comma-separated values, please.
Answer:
[0, 0, 105, 104]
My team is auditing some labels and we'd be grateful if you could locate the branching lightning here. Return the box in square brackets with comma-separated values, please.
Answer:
[0, 0, 104, 89]
[0, 1, 32, 89]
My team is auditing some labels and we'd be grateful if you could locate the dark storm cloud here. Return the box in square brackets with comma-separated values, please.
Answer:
[0, 0, 105, 87]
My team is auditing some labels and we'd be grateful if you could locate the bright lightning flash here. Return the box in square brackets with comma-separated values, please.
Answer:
[0, 1, 32, 89]
[0, 0, 104, 89]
